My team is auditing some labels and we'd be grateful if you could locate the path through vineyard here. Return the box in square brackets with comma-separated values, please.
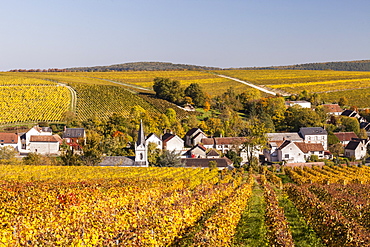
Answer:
[217, 74, 281, 96]
[57, 83, 77, 112]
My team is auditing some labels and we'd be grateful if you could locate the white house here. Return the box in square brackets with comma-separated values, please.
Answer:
[19, 126, 55, 153]
[277, 140, 306, 163]
[29, 135, 61, 155]
[299, 127, 328, 150]
[145, 133, 162, 150]
[0, 133, 20, 151]
[333, 132, 358, 146]
[322, 104, 342, 116]
[162, 133, 184, 153]
[285, 101, 311, 108]
[268, 140, 325, 163]
[345, 139, 369, 160]
[184, 128, 207, 147]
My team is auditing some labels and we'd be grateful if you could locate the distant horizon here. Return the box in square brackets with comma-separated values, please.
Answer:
[3, 58, 370, 72]
[1, 0, 369, 71]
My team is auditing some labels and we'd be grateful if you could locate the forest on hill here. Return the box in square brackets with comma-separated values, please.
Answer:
[67, 62, 220, 72]
[241, 60, 370, 71]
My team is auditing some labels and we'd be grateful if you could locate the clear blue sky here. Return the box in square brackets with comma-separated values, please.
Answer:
[1, 0, 369, 71]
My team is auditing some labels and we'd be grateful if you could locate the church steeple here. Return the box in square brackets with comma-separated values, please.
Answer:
[137, 120, 145, 146]
[135, 120, 148, 167]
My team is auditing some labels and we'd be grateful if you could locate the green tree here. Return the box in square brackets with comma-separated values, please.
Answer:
[338, 97, 349, 107]
[156, 150, 183, 167]
[153, 77, 184, 104]
[339, 116, 360, 135]
[284, 106, 325, 131]
[184, 83, 206, 107]
[225, 150, 242, 168]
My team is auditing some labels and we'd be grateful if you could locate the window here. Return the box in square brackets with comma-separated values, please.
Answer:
[319, 151, 323, 154]
[140, 153, 143, 160]
[285, 154, 289, 158]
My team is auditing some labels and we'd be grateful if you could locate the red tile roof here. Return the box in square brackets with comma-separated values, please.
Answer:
[323, 104, 342, 113]
[201, 137, 246, 145]
[0, 133, 18, 143]
[30, 135, 59, 142]
[333, 132, 358, 142]
[294, 142, 324, 153]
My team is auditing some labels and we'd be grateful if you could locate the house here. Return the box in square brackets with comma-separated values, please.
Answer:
[162, 133, 184, 153]
[206, 149, 220, 158]
[294, 142, 325, 160]
[360, 122, 370, 131]
[184, 128, 207, 147]
[267, 133, 303, 142]
[333, 132, 358, 146]
[275, 140, 325, 163]
[285, 101, 311, 108]
[183, 144, 207, 158]
[145, 133, 162, 150]
[0, 133, 20, 151]
[299, 127, 328, 150]
[19, 126, 55, 153]
[62, 128, 86, 151]
[345, 139, 369, 160]
[29, 135, 61, 155]
[201, 137, 259, 164]
[277, 140, 306, 163]
[322, 104, 342, 116]
[341, 110, 361, 118]
[182, 157, 233, 169]
[201, 137, 246, 153]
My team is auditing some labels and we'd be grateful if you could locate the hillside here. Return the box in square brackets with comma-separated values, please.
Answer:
[67, 62, 220, 72]
[237, 60, 370, 71]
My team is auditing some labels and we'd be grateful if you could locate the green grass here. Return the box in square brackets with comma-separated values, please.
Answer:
[277, 191, 325, 247]
[233, 181, 268, 246]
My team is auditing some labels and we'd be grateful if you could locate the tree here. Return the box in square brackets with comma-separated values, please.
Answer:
[153, 77, 184, 104]
[156, 150, 183, 167]
[241, 119, 268, 169]
[225, 150, 242, 168]
[184, 83, 206, 107]
[338, 97, 348, 107]
[0, 146, 19, 164]
[339, 116, 360, 135]
[82, 131, 103, 166]
[147, 142, 161, 166]
[284, 106, 325, 131]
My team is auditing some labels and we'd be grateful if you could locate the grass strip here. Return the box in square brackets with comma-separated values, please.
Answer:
[233, 181, 268, 246]
[278, 192, 325, 247]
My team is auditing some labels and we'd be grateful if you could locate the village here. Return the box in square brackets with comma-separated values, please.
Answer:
[1, 101, 369, 169]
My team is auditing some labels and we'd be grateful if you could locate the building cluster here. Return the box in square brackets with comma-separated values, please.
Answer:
[0, 126, 85, 155]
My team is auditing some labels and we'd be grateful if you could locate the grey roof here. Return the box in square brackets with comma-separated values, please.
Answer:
[299, 127, 327, 136]
[99, 156, 135, 166]
[63, 128, 85, 138]
[345, 141, 361, 150]
[185, 128, 200, 137]
[267, 133, 302, 142]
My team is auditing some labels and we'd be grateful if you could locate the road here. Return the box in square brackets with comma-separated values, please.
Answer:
[217, 74, 277, 96]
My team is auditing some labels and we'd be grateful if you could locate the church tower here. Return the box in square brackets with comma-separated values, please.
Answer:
[135, 120, 148, 166]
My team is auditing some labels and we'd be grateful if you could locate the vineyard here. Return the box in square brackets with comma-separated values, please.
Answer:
[0, 86, 70, 124]
[2, 164, 370, 246]
[216, 70, 370, 107]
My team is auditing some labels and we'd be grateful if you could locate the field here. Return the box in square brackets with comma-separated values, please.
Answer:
[1, 69, 370, 125]
[216, 70, 370, 107]
[2, 165, 370, 246]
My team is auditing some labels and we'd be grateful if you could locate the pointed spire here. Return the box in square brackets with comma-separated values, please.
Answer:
[137, 120, 145, 146]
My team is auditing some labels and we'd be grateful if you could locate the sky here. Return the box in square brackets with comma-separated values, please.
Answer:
[1, 0, 369, 71]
